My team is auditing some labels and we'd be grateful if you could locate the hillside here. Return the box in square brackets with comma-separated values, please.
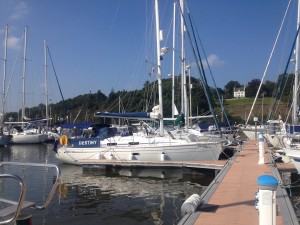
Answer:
[4, 75, 291, 125]
[224, 97, 290, 124]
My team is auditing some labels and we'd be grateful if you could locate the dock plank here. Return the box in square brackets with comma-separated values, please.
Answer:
[193, 140, 284, 225]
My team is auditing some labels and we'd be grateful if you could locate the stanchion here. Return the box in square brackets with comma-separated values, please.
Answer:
[256, 175, 278, 225]
[258, 132, 265, 164]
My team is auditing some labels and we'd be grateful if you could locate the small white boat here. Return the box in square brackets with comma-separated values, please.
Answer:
[8, 125, 48, 144]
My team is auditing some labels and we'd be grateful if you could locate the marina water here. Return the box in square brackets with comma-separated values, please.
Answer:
[0, 144, 215, 225]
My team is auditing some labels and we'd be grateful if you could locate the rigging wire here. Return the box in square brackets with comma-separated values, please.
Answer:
[284, 74, 300, 123]
[268, 25, 300, 120]
[46, 45, 69, 122]
[73, 90, 91, 123]
[246, 0, 292, 124]
[185, 1, 232, 131]
[177, 0, 220, 132]
[3, 32, 24, 112]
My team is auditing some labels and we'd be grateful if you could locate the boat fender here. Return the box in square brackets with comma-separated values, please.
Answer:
[181, 194, 201, 214]
[60, 135, 69, 145]
[59, 184, 68, 197]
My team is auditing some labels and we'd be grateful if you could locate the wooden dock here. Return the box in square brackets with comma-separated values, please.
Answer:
[179, 140, 299, 225]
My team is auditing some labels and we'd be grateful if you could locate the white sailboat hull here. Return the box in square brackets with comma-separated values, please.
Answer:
[56, 141, 223, 165]
[283, 148, 300, 173]
[265, 133, 290, 148]
[240, 126, 264, 140]
[11, 133, 48, 144]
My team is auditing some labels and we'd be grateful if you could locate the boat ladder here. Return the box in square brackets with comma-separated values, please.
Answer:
[0, 162, 61, 224]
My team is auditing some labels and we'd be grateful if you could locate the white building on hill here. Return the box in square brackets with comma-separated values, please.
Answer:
[233, 86, 245, 98]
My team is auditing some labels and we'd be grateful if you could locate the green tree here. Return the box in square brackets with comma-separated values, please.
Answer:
[261, 80, 275, 97]
[245, 79, 261, 97]
[223, 81, 241, 98]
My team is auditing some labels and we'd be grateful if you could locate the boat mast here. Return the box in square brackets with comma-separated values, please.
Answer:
[21, 26, 28, 127]
[119, 96, 121, 126]
[172, 1, 176, 118]
[44, 40, 49, 127]
[180, 0, 188, 128]
[154, 0, 164, 136]
[293, 0, 300, 124]
[2, 25, 8, 122]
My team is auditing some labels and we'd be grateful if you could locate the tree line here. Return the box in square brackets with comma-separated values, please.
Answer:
[222, 74, 294, 99]
[4, 74, 294, 125]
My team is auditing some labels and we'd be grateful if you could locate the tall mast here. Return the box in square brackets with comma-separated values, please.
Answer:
[180, 0, 188, 128]
[2, 25, 8, 118]
[22, 26, 28, 127]
[154, 0, 164, 136]
[119, 96, 121, 126]
[44, 40, 49, 126]
[172, 1, 176, 118]
[293, 0, 300, 124]
[172, 1, 177, 118]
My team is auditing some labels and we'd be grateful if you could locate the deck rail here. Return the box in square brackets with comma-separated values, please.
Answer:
[0, 162, 61, 224]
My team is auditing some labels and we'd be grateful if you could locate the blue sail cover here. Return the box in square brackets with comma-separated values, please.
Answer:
[94, 112, 151, 119]
[286, 124, 300, 135]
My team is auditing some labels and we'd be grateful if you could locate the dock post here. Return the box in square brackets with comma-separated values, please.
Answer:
[161, 152, 166, 161]
[258, 132, 265, 164]
[257, 175, 278, 225]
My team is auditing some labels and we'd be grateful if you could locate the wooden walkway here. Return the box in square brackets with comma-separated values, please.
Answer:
[183, 140, 286, 225]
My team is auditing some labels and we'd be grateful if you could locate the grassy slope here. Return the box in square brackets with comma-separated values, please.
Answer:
[224, 97, 290, 123]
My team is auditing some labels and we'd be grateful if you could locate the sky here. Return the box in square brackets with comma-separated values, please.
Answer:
[0, 0, 297, 113]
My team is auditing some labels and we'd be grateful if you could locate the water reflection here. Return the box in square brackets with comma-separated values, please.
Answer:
[56, 165, 214, 225]
[0, 144, 215, 225]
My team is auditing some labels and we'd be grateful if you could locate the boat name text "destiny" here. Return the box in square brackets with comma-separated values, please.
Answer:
[79, 140, 97, 145]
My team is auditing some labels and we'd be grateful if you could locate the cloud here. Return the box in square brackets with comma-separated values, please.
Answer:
[202, 54, 226, 68]
[6, 36, 21, 50]
[10, 2, 29, 20]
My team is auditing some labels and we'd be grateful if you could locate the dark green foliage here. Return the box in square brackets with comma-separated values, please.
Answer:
[223, 81, 241, 98]
[261, 80, 275, 97]
[245, 79, 261, 97]
[6, 74, 295, 125]
[4, 77, 214, 123]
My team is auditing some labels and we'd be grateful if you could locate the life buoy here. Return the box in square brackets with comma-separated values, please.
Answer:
[60, 135, 69, 145]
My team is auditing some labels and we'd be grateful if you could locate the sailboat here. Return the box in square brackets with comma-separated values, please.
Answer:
[55, 0, 225, 165]
[168, 1, 235, 144]
[8, 26, 48, 144]
[0, 25, 12, 146]
[282, 0, 300, 173]
[241, 0, 300, 148]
